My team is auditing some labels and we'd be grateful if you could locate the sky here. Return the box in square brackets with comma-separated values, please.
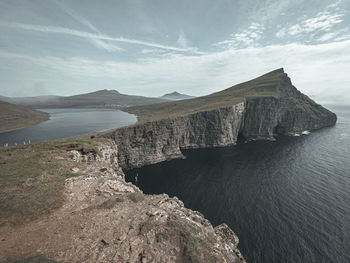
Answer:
[0, 0, 349, 104]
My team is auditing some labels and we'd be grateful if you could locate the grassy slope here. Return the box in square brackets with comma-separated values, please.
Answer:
[126, 69, 283, 122]
[0, 101, 49, 133]
[0, 137, 103, 224]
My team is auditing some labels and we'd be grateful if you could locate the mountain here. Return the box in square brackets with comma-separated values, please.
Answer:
[125, 68, 337, 129]
[56, 89, 167, 108]
[0, 100, 49, 133]
[159, 91, 195, 101]
[0, 95, 63, 108]
[1, 90, 167, 108]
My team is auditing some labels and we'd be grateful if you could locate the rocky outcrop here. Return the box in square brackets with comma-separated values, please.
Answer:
[102, 70, 336, 169]
[0, 142, 246, 263]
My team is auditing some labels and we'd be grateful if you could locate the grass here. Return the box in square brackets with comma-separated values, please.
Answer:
[0, 137, 104, 224]
[128, 192, 144, 203]
[98, 197, 124, 209]
[125, 68, 283, 122]
[0, 101, 49, 133]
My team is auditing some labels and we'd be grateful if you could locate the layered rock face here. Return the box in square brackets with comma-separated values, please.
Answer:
[103, 70, 336, 169]
[105, 103, 245, 169]
[241, 71, 337, 139]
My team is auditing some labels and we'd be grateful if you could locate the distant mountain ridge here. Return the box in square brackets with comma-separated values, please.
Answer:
[160, 91, 195, 101]
[0, 90, 167, 108]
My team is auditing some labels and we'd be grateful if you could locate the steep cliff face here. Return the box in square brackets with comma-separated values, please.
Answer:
[105, 103, 244, 169]
[240, 70, 337, 140]
[102, 69, 336, 169]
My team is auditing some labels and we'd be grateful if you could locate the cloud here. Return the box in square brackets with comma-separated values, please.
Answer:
[90, 39, 124, 52]
[1, 39, 350, 104]
[52, 0, 100, 33]
[51, 0, 124, 52]
[277, 10, 345, 39]
[214, 22, 265, 49]
[0, 21, 202, 54]
[177, 30, 189, 48]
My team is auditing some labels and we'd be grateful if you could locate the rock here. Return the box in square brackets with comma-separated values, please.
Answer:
[102, 70, 336, 169]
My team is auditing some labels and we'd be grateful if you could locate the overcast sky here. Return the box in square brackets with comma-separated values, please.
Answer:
[0, 0, 349, 104]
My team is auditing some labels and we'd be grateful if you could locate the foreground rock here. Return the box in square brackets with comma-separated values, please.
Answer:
[0, 142, 245, 263]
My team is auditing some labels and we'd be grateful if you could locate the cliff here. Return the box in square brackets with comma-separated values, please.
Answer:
[0, 69, 336, 263]
[0, 141, 246, 263]
[102, 68, 336, 169]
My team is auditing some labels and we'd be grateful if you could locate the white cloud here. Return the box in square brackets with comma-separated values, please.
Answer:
[52, 0, 100, 33]
[215, 22, 265, 48]
[90, 39, 124, 52]
[177, 31, 189, 48]
[277, 10, 345, 39]
[0, 21, 202, 54]
[1, 39, 350, 104]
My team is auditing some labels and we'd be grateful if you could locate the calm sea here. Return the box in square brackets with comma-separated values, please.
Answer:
[126, 105, 350, 263]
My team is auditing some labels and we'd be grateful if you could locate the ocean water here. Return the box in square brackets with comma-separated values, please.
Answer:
[0, 108, 136, 146]
[125, 105, 350, 263]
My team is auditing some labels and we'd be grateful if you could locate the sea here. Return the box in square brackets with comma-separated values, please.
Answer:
[125, 105, 350, 263]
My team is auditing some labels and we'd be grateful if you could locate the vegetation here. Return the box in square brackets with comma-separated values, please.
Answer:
[125, 69, 283, 122]
[0, 137, 103, 224]
[128, 191, 144, 203]
[98, 197, 124, 209]
[0, 101, 49, 133]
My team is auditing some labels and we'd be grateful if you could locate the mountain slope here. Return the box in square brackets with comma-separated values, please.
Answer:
[160, 91, 195, 101]
[0, 101, 49, 133]
[2, 90, 167, 108]
[125, 68, 285, 121]
[125, 68, 336, 128]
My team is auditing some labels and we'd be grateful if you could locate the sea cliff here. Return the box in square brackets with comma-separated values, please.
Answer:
[0, 69, 336, 263]
[102, 69, 336, 169]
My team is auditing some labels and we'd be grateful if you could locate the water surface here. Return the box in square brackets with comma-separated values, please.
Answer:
[126, 105, 350, 263]
[0, 108, 136, 146]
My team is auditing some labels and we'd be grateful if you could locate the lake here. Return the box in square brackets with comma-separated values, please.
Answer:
[0, 108, 136, 146]
[125, 105, 350, 263]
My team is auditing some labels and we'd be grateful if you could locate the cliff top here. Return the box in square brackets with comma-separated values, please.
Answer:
[126, 68, 286, 122]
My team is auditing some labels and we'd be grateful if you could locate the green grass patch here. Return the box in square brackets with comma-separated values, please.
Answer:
[128, 192, 144, 203]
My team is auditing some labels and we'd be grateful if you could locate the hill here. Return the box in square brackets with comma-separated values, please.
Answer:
[1, 90, 167, 108]
[0, 101, 49, 133]
[160, 91, 195, 101]
[126, 68, 283, 122]
[1, 95, 63, 108]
